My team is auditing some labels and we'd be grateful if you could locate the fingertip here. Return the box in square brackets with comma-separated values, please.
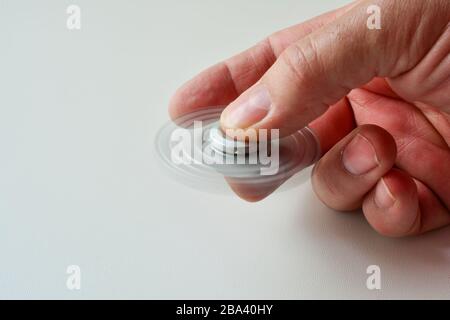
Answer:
[168, 85, 187, 121]
[168, 77, 205, 121]
[363, 169, 420, 237]
[169, 63, 239, 121]
[311, 124, 397, 211]
[225, 177, 283, 202]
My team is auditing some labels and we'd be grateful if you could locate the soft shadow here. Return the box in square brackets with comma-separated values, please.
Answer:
[294, 187, 450, 297]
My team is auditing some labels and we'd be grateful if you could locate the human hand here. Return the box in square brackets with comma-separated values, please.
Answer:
[169, 0, 450, 236]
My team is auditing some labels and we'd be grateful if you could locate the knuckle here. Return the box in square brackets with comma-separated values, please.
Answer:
[280, 37, 321, 85]
[279, 38, 329, 118]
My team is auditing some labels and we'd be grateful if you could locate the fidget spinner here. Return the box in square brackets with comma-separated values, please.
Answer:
[155, 107, 321, 196]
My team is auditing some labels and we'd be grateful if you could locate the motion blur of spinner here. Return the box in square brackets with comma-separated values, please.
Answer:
[155, 107, 322, 199]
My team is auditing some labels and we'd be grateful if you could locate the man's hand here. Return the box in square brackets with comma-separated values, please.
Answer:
[169, 0, 450, 237]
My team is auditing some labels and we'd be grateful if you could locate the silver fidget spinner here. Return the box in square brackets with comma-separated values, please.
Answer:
[155, 107, 321, 196]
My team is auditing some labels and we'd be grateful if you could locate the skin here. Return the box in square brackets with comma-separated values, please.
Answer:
[169, 0, 450, 237]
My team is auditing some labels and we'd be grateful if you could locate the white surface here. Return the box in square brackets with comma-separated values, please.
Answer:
[1, 0, 449, 299]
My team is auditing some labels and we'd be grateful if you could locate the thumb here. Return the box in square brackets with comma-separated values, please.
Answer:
[220, 0, 450, 136]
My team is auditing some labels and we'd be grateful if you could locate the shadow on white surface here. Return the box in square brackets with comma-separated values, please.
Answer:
[292, 188, 450, 299]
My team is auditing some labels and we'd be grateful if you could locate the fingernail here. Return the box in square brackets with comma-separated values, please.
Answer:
[374, 178, 396, 209]
[342, 134, 379, 175]
[221, 84, 271, 129]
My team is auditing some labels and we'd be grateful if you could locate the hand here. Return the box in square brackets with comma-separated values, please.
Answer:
[169, 0, 450, 237]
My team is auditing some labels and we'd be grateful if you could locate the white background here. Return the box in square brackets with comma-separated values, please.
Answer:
[1, 0, 449, 299]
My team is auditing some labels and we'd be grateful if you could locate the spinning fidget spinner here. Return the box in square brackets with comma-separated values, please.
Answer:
[155, 107, 321, 196]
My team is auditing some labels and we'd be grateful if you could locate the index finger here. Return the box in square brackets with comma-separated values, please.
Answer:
[168, 1, 358, 120]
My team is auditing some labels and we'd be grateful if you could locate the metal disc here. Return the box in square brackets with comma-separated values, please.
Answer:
[155, 107, 321, 195]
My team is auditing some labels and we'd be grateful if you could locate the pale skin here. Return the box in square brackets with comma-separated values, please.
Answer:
[169, 0, 450, 237]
